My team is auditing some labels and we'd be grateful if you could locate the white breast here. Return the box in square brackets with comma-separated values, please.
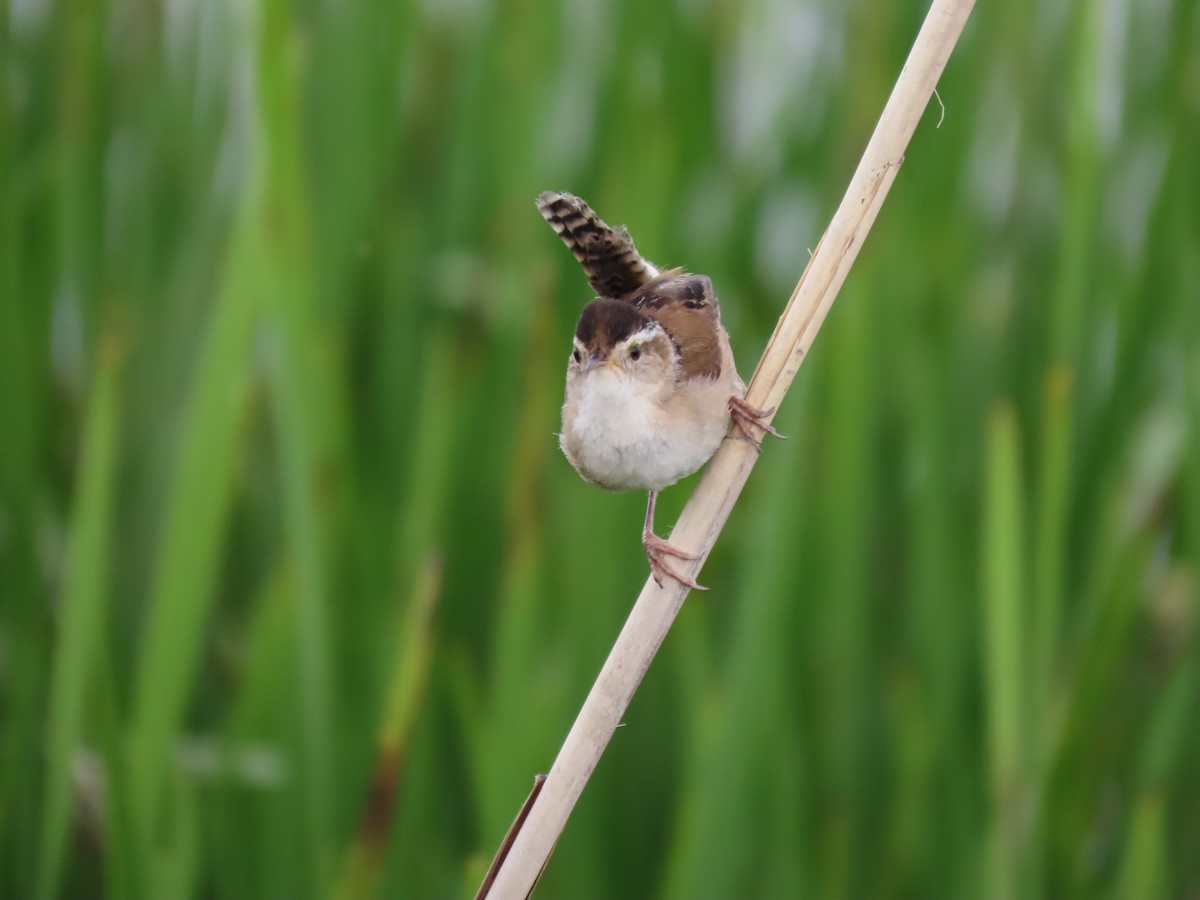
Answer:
[560, 366, 734, 493]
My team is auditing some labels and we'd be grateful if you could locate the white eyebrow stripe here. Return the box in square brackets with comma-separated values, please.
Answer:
[617, 323, 663, 347]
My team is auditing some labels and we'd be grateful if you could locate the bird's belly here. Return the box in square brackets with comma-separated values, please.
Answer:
[560, 378, 728, 492]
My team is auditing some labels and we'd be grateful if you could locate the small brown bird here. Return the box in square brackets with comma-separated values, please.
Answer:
[538, 191, 779, 589]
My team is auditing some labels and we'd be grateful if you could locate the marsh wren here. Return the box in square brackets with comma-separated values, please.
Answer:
[538, 191, 779, 590]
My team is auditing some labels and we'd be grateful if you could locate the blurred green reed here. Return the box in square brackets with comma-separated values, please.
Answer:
[3, 0, 1198, 897]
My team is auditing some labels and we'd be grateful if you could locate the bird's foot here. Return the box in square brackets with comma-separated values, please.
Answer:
[729, 395, 786, 445]
[642, 531, 707, 591]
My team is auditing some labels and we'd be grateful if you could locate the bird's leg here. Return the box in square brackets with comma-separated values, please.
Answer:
[641, 490, 707, 591]
[729, 395, 786, 445]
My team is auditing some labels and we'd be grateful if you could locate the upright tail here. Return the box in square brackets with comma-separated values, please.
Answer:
[536, 191, 659, 299]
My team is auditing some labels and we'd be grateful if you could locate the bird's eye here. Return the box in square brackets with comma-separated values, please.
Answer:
[630, 345, 641, 361]
[572, 349, 582, 363]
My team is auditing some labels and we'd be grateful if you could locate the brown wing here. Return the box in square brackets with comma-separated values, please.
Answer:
[537, 191, 657, 298]
[631, 272, 723, 380]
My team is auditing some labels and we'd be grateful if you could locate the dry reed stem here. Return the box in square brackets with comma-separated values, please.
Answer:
[482, 0, 976, 895]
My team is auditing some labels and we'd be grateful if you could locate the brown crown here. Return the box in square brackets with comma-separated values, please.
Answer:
[574, 299, 658, 353]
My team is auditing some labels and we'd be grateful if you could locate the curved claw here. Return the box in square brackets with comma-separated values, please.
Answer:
[643, 532, 707, 591]
[641, 489, 707, 590]
[728, 395, 787, 445]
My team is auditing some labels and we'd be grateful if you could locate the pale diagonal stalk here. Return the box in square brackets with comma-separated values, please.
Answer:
[482, 0, 977, 895]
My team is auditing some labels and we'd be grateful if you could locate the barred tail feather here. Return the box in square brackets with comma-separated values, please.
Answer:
[536, 191, 659, 298]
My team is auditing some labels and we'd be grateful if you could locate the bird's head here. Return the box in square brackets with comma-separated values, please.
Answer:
[568, 299, 678, 387]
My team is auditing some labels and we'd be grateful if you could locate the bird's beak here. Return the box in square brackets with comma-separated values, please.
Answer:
[584, 353, 615, 374]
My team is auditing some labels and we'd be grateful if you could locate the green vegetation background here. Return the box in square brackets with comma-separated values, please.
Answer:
[3, 0, 1198, 896]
